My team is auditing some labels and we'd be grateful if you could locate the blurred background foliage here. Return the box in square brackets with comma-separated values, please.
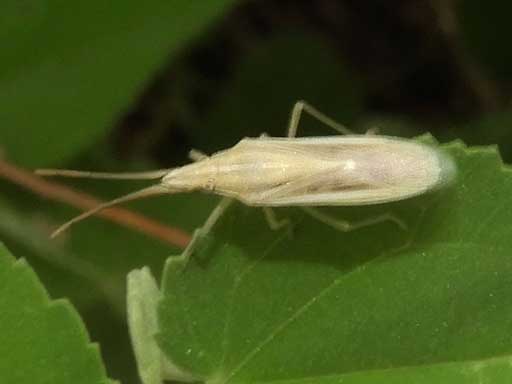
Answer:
[1, 1, 512, 383]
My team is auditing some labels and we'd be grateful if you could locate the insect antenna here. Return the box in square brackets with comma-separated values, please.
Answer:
[35, 168, 171, 180]
[50, 184, 169, 238]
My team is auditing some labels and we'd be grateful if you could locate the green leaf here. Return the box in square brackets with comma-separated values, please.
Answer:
[459, 110, 512, 162]
[127, 267, 197, 384]
[0, 184, 216, 382]
[127, 267, 166, 384]
[0, 243, 114, 384]
[157, 138, 512, 383]
[250, 355, 512, 384]
[0, 0, 237, 167]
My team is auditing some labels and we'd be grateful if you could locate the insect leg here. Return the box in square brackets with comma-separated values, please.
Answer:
[179, 197, 235, 263]
[365, 126, 380, 135]
[300, 207, 407, 232]
[188, 149, 208, 162]
[287, 100, 354, 138]
[201, 197, 234, 235]
[262, 207, 290, 231]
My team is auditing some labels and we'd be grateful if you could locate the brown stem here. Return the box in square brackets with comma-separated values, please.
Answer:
[0, 159, 191, 248]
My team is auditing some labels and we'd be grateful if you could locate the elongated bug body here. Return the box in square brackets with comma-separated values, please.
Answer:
[163, 136, 454, 206]
[37, 101, 456, 237]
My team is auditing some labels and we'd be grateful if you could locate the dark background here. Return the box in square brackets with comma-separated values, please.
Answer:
[115, 0, 512, 163]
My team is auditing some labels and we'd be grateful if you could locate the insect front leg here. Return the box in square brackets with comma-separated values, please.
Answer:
[300, 207, 407, 232]
[188, 149, 208, 162]
[200, 197, 234, 236]
[287, 100, 354, 138]
[174, 197, 234, 266]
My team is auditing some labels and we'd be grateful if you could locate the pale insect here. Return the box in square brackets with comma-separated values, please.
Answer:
[37, 101, 456, 237]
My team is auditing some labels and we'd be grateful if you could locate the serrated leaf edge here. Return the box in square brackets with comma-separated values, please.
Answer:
[0, 242, 115, 384]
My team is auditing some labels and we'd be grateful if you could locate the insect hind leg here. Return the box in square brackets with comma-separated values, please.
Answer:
[300, 207, 407, 232]
[287, 100, 354, 138]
